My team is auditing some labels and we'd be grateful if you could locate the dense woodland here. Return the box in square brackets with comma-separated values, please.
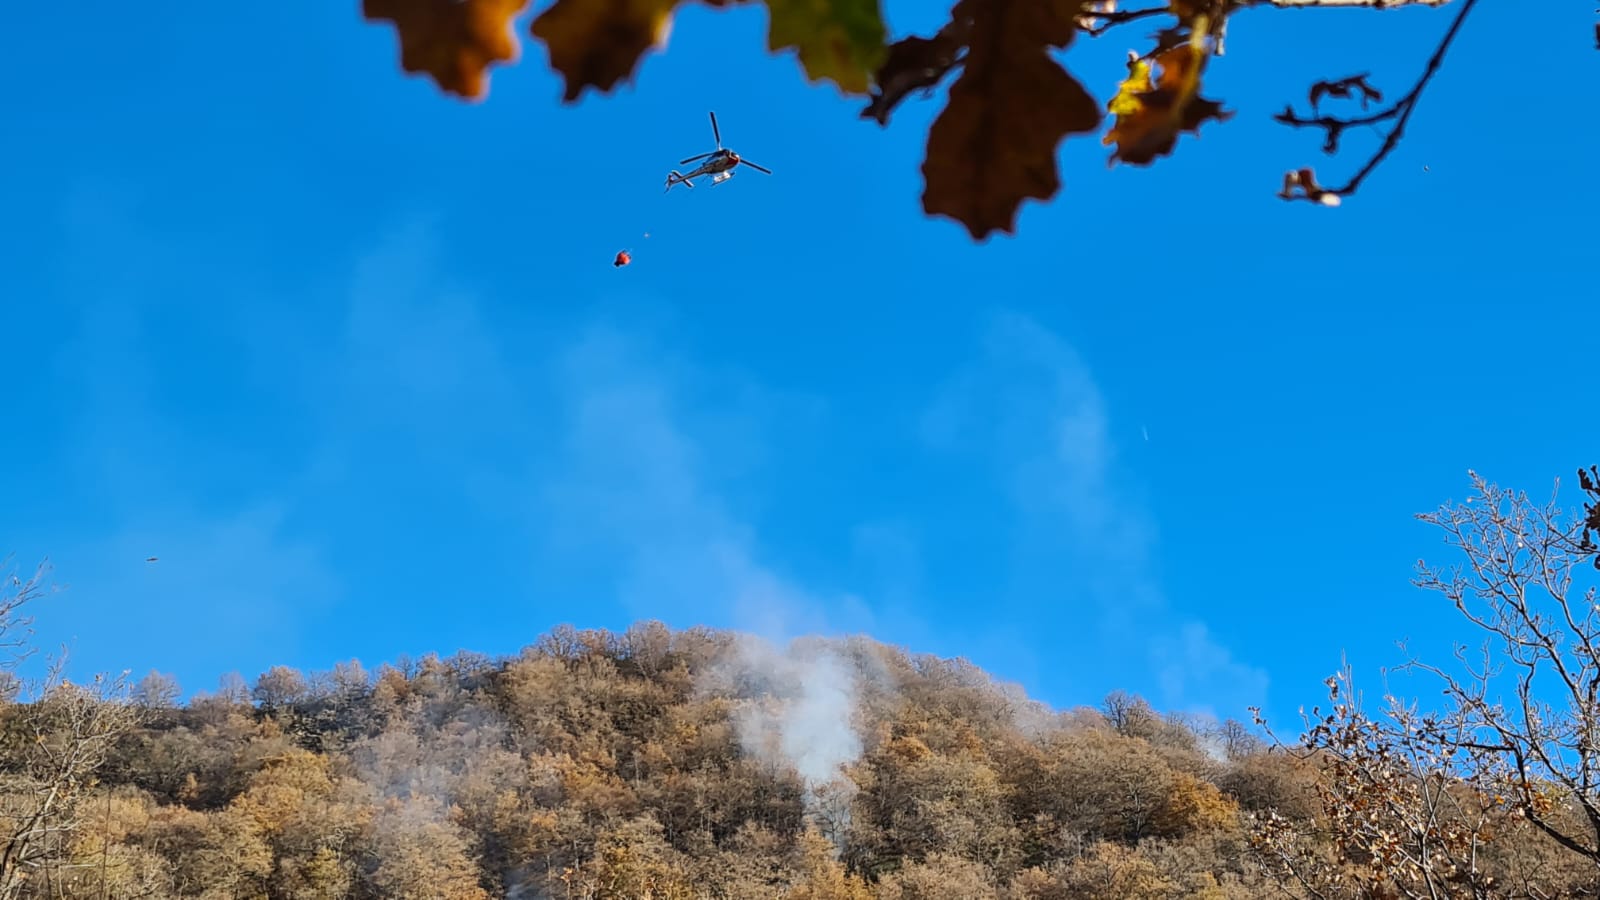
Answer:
[0, 622, 1340, 899]
[1, 469, 1597, 898]
[0, 627, 1588, 899]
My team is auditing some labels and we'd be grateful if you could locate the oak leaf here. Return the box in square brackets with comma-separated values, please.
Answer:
[363, 0, 530, 100]
[1103, 42, 1231, 166]
[529, 0, 886, 103]
[530, 0, 682, 101]
[761, 0, 889, 95]
[859, 20, 969, 126]
[921, 0, 1103, 240]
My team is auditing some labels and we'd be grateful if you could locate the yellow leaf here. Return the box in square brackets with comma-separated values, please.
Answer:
[1102, 41, 1232, 166]
[1107, 58, 1152, 117]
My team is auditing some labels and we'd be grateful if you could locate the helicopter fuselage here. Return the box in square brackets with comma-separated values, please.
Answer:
[666, 150, 740, 190]
[693, 151, 740, 176]
[664, 114, 770, 192]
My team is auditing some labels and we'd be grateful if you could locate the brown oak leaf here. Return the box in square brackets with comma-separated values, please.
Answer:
[859, 19, 969, 126]
[363, 0, 530, 100]
[921, 0, 1103, 240]
[530, 0, 686, 102]
[530, 0, 886, 103]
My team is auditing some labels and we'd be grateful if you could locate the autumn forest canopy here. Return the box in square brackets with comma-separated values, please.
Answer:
[2, 469, 1599, 898]
[360, 0, 1597, 239]
[3, 1, 1596, 895]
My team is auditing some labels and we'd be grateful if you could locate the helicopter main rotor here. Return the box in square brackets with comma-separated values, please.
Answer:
[671, 112, 772, 176]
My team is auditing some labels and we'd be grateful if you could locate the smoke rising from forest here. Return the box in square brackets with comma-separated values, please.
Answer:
[704, 634, 866, 816]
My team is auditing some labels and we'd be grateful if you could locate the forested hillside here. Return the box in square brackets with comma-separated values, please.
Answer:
[2, 469, 1597, 898]
[0, 619, 1589, 899]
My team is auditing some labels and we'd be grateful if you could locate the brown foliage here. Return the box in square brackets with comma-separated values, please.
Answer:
[1246, 670, 1501, 899]
[1243, 467, 1600, 899]
[1103, 42, 1231, 166]
[7, 474, 1600, 900]
[875, 851, 999, 900]
[366, 802, 491, 900]
[355, 0, 1504, 239]
[919, 0, 1101, 239]
[529, 0, 683, 102]
[1579, 464, 1600, 566]
[1, 617, 1307, 899]
[362, 0, 529, 100]
[1058, 841, 1176, 900]
[786, 825, 874, 900]
[0, 669, 143, 900]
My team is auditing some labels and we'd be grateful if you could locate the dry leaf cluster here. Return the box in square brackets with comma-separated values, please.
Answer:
[355, 0, 1540, 240]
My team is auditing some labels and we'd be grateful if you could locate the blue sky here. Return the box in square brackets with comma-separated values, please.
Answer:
[2, 0, 1595, 731]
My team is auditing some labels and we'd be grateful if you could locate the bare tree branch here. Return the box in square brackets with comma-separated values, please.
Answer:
[1249, 0, 1455, 8]
[1250, 470, 1600, 896]
[1075, 4, 1174, 37]
[1247, 663, 1502, 898]
[1274, 0, 1479, 203]
[0, 557, 47, 674]
[0, 664, 141, 900]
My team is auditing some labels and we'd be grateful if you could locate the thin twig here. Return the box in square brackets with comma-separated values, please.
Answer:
[1274, 0, 1479, 201]
[1078, 5, 1173, 37]
[1249, 0, 1454, 7]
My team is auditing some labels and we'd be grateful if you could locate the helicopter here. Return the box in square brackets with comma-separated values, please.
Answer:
[664, 112, 772, 192]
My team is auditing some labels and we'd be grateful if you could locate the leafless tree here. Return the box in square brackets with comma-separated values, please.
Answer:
[0, 559, 143, 900]
[130, 670, 180, 709]
[1388, 470, 1600, 864]
[1247, 468, 1600, 898]
[0, 663, 140, 900]
[0, 558, 45, 674]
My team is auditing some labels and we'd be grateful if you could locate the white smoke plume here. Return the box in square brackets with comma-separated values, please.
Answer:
[705, 633, 865, 841]
[736, 640, 861, 789]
